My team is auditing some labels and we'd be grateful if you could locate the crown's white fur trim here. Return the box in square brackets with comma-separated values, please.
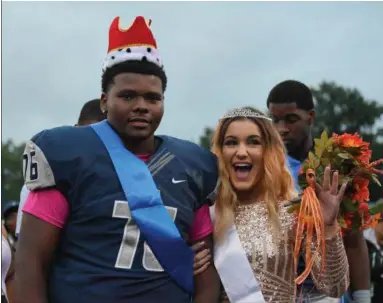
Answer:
[102, 45, 162, 71]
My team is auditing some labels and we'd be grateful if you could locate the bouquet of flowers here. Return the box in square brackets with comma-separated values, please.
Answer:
[289, 131, 383, 287]
[296, 131, 383, 235]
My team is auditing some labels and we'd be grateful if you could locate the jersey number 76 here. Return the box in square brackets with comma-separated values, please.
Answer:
[112, 200, 177, 272]
[23, 151, 38, 181]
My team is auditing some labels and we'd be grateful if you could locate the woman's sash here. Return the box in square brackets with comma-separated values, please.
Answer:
[210, 206, 265, 303]
[91, 121, 194, 293]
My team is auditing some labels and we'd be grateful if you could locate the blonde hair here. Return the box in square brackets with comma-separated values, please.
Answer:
[211, 108, 296, 243]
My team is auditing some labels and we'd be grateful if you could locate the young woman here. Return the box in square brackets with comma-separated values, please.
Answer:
[194, 107, 349, 302]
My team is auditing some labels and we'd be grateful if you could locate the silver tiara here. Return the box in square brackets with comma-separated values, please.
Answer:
[220, 107, 272, 121]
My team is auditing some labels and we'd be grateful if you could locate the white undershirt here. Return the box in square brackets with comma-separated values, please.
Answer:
[16, 185, 30, 237]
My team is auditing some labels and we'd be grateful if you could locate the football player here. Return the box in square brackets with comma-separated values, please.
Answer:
[15, 16, 220, 303]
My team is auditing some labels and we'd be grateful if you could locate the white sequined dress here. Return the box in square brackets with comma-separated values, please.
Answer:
[220, 202, 349, 303]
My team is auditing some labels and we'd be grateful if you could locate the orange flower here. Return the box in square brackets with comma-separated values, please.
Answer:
[356, 150, 372, 166]
[332, 133, 369, 149]
[369, 213, 382, 229]
[351, 177, 370, 203]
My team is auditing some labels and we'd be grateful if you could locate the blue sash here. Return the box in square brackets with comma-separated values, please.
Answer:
[91, 121, 194, 293]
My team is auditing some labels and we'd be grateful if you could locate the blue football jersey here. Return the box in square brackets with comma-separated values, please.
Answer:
[23, 125, 218, 303]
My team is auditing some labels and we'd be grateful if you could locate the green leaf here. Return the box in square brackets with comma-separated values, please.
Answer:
[321, 130, 329, 143]
[315, 145, 323, 158]
[369, 202, 383, 215]
[332, 156, 343, 167]
[320, 157, 331, 167]
[344, 147, 362, 156]
[338, 153, 352, 159]
[298, 179, 309, 190]
[352, 213, 362, 232]
[308, 151, 315, 162]
[325, 142, 333, 152]
[372, 174, 382, 186]
[325, 137, 334, 148]
[333, 147, 341, 154]
[341, 197, 358, 213]
[314, 131, 331, 158]
[342, 176, 353, 185]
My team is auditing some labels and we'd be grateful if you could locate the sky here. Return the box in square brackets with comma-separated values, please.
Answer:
[2, 1, 383, 144]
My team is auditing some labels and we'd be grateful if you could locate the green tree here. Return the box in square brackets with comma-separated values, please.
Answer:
[311, 81, 383, 143]
[311, 81, 383, 201]
[199, 127, 214, 150]
[2, 140, 25, 202]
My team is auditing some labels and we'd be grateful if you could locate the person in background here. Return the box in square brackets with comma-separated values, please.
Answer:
[364, 211, 383, 303]
[3, 201, 19, 247]
[267, 80, 371, 303]
[15, 98, 106, 238]
[75, 98, 106, 126]
[2, 224, 15, 302]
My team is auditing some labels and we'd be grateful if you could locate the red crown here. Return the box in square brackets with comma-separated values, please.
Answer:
[107, 16, 157, 53]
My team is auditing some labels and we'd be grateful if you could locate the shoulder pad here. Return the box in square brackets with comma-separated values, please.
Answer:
[23, 126, 78, 191]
